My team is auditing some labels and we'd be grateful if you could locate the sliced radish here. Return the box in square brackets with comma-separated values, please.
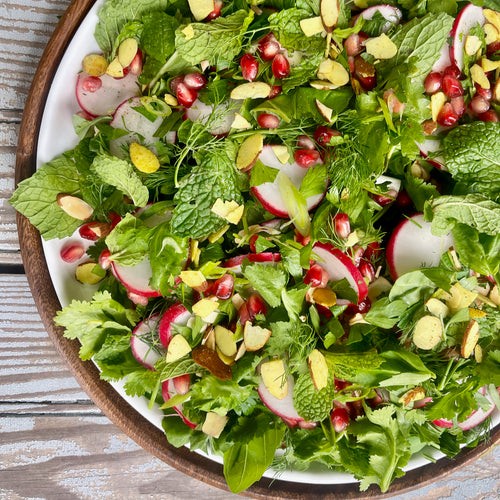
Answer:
[450, 4, 485, 72]
[111, 257, 161, 298]
[361, 5, 402, 32]
[158, 303, 193, 348]
[222, 252, 281, 273]
[251, 145, 326, 218]
[376, 175, 401, 194]
[185, 98, 237, 135]
[130, 314, 163, 369]
[312, 242, 369, 302]
[257, 375, 315, 429]
[386, 213, 454, 280]
[417, 136, 446, 169]
[76, 71, 140, 117]
[162, 377, 197, 429]
[432, 43, 452, 72]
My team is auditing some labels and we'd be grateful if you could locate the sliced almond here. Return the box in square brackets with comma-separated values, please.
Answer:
[481, 57, 500, 73]
[489, 285, 500, 306]
[316, 99, 334, 122]
[118, 38, 138, 68]
[231, 113, 252, 130]
[317, 59, 349, 87]
[320, 0, 340, 32]
[230, 82, 272, 100]
[474, 344, 483, 363]
[310, 79, 339, 90]
[216, 347, 236, 366]
[82, 54, 108, 76]
[271, 145, 290, 164]
[57, 194, 93, 220]
[260, 359, 287, 399]
[234, 340, 247, 361]
[192, 298, 219, 319]
[211, 199, 244, 225]
[311, 287, 337, 307]
[425, 298, 449, 319]
[166, 334, 192, 363]
[75, 261, 104, 285]
[179, 270, 207, 289]
[484, 9, 500, 33]
[446, 283, 478, 313]
[399, 387, 426, 406]
[430, 91, 447, 122]
[202, 411, 228, 438]
[243, 323, 271, 351]
[368, 276, 392, 301]
[214, 325, 237, 357]
[470, 64, 490, 89]
[364, 33, 398, 59]
[413, 315, 443, 350]
[464, 35, 482, 57]
[105, 57, 124, 78]
[308, 349, 329, 390]
[461, 320, 480, 358]
[484, 23, 499, 45]
[208, 224, 229, 243]
[188, 0, 215, 21]
[236, 133, 264, 171]
[300, 16, 325, 37]
[202, 327, 216, 350]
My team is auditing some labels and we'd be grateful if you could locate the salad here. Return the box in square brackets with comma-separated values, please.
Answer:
[11, 0, 500, 494]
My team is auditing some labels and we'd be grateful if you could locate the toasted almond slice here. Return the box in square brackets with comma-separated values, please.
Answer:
[231, 113, 252, 130]
[317, 59, 349, 87]
[57, 194, 94, 220]
[320, 0, 340, 32]
[202, 411, 228, 438]
[192, 298, 219, 319]
[216, 347, 236, 365]
[425, 298, 449, 319]
[308, 349, 329, 390]
[106, 57, 124, 78]
[470, 64, 490, 89]
[236, 133, 264, 171]
[484, 23, 499, 45]
[166, 334, 192, 363]
[118, 38, 138, 68]
[271, 145, 290, 164]
[430, 92, 447, 122]
[214, 325, 237, 357]
[179, 270, 207, 289]
[413, 315, 443, 350]
[202, 327, 216, 350]
[481, 57, 500, 72]
[316, 99, 334, 122]
[310, 79, 339, 90]
[260, 359, 288, 399]
[364, 33, 398, 59]
[464, 35, 482, 56]
[484, 9, 500, 33]
[490, 285, 500, 306]
[230, 82, 272, 100]
[399, 387, 426, 406]
[188, 0, 214, 21]
[300, 16, 325, 37]
[461, 320, 480, 358]
[243, 323, 271, 351]
[446, 283, 478, 313]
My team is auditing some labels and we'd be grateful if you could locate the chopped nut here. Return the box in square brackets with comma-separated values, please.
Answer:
[230, 82, 272, 100]
[82, 54, 108, 76]
[300, 16, 325, 37]
[105, 57, 124, 78]
[400, 387, 426, 406]
[117, 38, 138, 68]
[364, 33, 398, 59]
[317, 59, 350, 87]
[57, 194, 93, 220]
[461, 320, 480, 358]
[470, 64, 490, 89]
[129, 143, 160, 173]
[464, 35, 482, 56]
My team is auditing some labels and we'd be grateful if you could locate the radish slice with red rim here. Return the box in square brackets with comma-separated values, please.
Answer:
[130, 314, 163, 370]
[158, 303, 193, 348]
[111, 257, 161, 298]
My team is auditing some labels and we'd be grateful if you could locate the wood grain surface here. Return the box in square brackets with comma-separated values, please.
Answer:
[1, 0, 499, 498]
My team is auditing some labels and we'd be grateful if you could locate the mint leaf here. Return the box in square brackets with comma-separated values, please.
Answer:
[242, 263, 287, 308]
[10, 154, 83, 239]
[94, 0, 170, 54]
[92, 154, 149, 207]
[223, 414, 285, 493]
[175, 10, 254, 67]
[141, 11, 178, 62]
[171, 147, 243, 239]
[425, 194, 500, 236]
[293, 372, 334, 422]
[441, 122, 500, 200]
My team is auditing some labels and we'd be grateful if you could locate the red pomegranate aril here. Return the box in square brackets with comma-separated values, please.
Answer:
[344, 32, 367, 57]
[443, 64, 461, 78]
[314, 126, 340, 147]
[450, 95, 465, 117]
[294, 230, 311, 246]
[257, 112, 280, 129]
[442, 75, 463, 98]
[240, 53, 259, 81]
[176, 82, 197, 108]
[205, 0, 222, 20]
[258, 36, 280, 61]
[297, 135, 316, 150]
[331, 407, 350, 433]
[294, 149, 320, 168]
[98, 249, 112, 270]
[183, 72, 207, 90]
[470, 95, 490, 115]
[359, 261, 375, 283]
[60, 242, 85, 263]
[271, 53, 290, 79]
[79, 221, 111, 241]
[475, 84, 492, 100]
[238, 294, 267, 324]
[364, 242, 382, 262]
[437, 102, 459, 127]
[478, 109, 499, 122]
[333, 212, 350, 239]
[346, 298, 372, 315]
[249, 233, 259, 253]
[268, 85, 282, 99]
[212, 274, 234, 300]
[108, 211, 122, 228]
[354, 56, 376, 90]
[396, 189, 412, 208]
[304, 264, 329, 288]
[424, 72, 442, 94]
[487, 40, 500, 57]
[82, 76, 102, 92]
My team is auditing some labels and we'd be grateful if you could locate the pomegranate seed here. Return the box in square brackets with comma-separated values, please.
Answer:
[60, 241, 85, 263]
[486, 40, 500, 57]
[271, 53, 290, 79]
[82, 76, 102, 92]
[108, 211, 122, 228]
[368, 390, 384, 408]
[79, 221, 111, 241]
[475, 84, 492, 100]
[304, 264, 329, 288]
[249, 233, 259, 253]
[330, 407, 350, 433]
[183, 72, 207, 90]
[294, 230, 311, 246]
[347, 399, 364, 418]
[297, 135, 315, 150]
[238, 293, 267, 324]
[333, 212, 350, 239]
[169, 75, 184, 95]
[437, 102, 459, 127]
[258, 35, 280, 61]
[348, 245, 364, 266]
[212, 274, 234, 300]
[364, 241, 382, 261]
[359, 261, 375, 283]
[240, 53, 259, 81]
[314, 126, 341, 147]
[353, 56, 376, 90]
[205, 0, 223, 20]
[478, 109, 499, 122]
[125, 51, 143, 75]
[294, 149, 320, 168]
[257, 112, 280, 129]
[268, 85, 282, 99]
[128, 290, 149, 306]
[372, 191, 397, 206]
[346, 298, 372, 315]
[344, 32, 367, 57]
[443, 64, 461, 78]
[176, 82, 197, 108]
[383, 89, 405, 114]
[442, 74, 463, 98]
[396, 189, 412, 208]
[98, 249, 112, 270]
[334, 378, 348, 391]
[470, 95, 490, 115]
[424, 72, 442, 94]
[450, 95, 465, 117]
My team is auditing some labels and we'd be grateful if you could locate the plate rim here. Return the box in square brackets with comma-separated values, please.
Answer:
[14, 0, 499, 497]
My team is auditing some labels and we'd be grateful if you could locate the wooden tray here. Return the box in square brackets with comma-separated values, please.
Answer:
[15, 0, 499, 497]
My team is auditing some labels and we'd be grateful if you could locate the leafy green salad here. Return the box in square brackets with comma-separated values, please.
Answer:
[11, 0, 500, 494]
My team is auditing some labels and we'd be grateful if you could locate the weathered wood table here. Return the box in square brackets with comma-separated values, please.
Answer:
[0, 1, 498, 498]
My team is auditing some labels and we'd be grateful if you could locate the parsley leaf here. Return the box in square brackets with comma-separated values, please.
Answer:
[242, 263, 287, 308]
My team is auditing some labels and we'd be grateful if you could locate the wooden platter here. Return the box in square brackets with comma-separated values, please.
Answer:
[14, 0, 499, 497]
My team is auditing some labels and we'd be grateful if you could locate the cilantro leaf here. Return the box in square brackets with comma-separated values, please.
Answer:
[10, 154, 83, 240]
[242, 263, 287, 308]
[92, 154, 149, 207]
[175, 10, 254, 67]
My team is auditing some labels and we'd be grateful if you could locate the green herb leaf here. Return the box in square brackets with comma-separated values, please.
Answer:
[243, 263, 287, 308]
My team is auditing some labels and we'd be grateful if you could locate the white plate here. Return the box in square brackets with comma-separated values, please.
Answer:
[36, 0, 498, 487]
